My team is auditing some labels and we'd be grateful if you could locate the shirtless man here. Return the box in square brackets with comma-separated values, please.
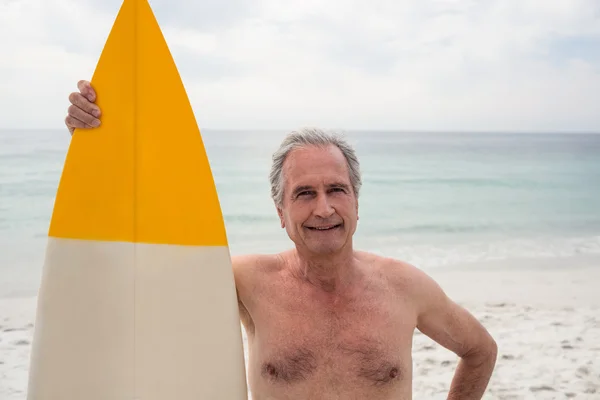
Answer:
[65, 80, 498, 399]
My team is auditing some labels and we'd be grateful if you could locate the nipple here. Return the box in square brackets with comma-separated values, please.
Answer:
[264, 363, 278, 378]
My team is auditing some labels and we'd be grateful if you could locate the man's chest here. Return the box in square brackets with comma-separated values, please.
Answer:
[246, 281, 417, 388]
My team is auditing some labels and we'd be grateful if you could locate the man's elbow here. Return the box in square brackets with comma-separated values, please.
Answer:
[485, 334, 498, 364]
[464, 331, 498, 368]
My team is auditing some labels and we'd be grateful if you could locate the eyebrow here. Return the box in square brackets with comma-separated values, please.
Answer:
[329, 182, 351, 190]
[292, 185, 313, 197]
[292, 183, 350, 197]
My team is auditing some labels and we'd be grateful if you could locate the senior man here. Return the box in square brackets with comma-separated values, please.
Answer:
[64, 80, 497, 399]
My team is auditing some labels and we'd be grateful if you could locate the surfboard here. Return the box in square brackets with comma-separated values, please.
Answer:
[26, 0, 248, 399]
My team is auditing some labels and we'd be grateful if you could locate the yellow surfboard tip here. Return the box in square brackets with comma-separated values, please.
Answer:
[49, 0, 228, 247]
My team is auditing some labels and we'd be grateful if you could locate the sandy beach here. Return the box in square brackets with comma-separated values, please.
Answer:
[1, 255, 599, 400]
[412, 255, 600, 399]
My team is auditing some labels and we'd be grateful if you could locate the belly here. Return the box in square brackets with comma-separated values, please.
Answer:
[250, 380, 411, 400]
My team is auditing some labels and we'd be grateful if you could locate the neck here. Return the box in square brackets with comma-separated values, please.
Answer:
[292, 245, 357, 293]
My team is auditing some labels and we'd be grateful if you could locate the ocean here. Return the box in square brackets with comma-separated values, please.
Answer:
[1, 129, 600, 298]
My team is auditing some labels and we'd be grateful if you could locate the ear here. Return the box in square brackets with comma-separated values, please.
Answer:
[276, 205, 285, 228]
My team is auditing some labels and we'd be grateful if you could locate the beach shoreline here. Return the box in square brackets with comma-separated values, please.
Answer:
[1, 255, 599, 399]
[415, 255, 600, 399]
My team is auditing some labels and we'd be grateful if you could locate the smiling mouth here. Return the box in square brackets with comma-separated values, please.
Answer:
[306, 224, 342, 231]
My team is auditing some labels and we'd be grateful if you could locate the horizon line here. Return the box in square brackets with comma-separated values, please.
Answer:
[1, 127, 600, 135]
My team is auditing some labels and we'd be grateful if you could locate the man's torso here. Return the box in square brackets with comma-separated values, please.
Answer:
[236, 251, 419, 400]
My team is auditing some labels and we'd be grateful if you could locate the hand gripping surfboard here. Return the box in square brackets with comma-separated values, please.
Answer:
[26, 0, 248, 398]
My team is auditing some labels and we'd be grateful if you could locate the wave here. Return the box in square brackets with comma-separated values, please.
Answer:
[358, 235, 600, 268]
[363, 176, 550, 189]
[381, 222, 496, 234]
[223, 214, 277, 224]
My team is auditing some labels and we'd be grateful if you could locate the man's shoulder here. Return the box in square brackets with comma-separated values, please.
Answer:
[230, 251, 290, 300]
[357, 251, 439, 292]
[231, 250, 290, 277]
[356, 250, 418, 275]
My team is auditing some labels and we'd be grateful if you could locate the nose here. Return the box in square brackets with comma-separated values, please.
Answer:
[314, 193, 335, 218]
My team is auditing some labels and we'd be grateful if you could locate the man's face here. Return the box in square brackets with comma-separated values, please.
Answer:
[277, 144, 359, 256]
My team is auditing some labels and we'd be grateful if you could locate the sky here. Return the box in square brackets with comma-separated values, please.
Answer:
[1, 0, 599, 132]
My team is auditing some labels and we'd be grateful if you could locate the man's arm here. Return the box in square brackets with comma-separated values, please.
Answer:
[232, 253, 282, 336]
[231, 255, 257, 334]
[407, 264, 497, 399]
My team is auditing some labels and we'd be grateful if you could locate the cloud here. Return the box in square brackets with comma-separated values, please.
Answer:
[72, 0, 262, 31]
[0, 0, 599, 131]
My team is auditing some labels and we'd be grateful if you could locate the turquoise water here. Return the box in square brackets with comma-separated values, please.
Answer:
[1, 129, 599, 297]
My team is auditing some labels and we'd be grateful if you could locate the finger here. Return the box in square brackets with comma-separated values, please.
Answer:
[77, 79, 96, 102]
[68, 92, 101, 118]
[65, 115, 94, 135]
[65, 117, 76, 136]
[68, 104, 101, 128]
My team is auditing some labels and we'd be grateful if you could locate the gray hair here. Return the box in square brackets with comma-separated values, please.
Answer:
[269, 127, 362, 206]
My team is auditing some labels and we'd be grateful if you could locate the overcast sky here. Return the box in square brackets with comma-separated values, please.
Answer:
[1, 0, 599, 132]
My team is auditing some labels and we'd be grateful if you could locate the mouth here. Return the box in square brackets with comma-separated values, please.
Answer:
[305, 223, 342, 231]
